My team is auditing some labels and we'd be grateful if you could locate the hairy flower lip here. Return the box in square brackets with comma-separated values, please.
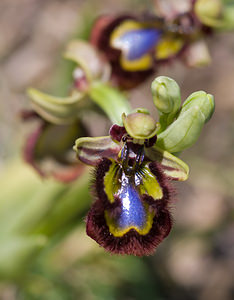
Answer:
[86, 158, 173, 256]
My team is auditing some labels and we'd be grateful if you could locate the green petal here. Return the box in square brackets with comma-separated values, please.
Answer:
[27, 88, 85, 124]
[73, 136, 121, 166]
[145, 145, 189, 181]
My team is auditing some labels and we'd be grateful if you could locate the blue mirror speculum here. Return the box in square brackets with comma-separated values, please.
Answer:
[74, 113, 189, 256]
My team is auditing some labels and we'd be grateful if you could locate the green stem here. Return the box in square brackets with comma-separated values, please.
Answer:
[89, 82, 132, 125]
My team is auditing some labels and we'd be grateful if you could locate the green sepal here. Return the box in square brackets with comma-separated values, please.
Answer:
[89, 82, 132, 125]
[145, 145, 189, 181]
[157, 91, 215, 153]
[27, 88, 85, 124]
[73, 136, 121, 166]
[63, 40, 110, 82]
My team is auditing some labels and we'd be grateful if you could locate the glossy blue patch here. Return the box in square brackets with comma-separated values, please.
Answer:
[117, 173, 146, 229]
[117, 28, 162, 60]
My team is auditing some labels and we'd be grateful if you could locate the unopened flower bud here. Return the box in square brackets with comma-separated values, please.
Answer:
[157, 91, 215, 153]
[151, 76, 181, 132]
[194, 0, 223, 27]
[151, 76, 181, 115]
[181, 91, 215, 123]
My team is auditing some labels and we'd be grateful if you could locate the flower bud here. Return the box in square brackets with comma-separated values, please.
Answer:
[151, 76, 181, 115]
[181, 91, 215, 123]
[156, 91, 215, 153]
[194, 0, 223, 27]
[122, 112, 158, 139]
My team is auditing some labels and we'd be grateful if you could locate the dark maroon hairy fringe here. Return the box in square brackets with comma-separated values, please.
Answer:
[90, 15, 154, 89]
[86, 158, 174, 256]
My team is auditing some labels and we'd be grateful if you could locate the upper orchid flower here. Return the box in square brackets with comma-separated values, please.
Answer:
[91, 14, 188, 89]
[74, 111, 189, 256]
[73, 76, 215, 255]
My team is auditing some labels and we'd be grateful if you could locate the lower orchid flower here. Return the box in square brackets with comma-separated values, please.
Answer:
[73, 76, 214, 256]
[74, 112, 189, 256]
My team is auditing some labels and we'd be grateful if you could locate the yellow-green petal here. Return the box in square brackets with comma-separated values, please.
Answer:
[145, 145, 189, 181]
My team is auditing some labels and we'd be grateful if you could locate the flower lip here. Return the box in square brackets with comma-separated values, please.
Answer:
[86, 157, 173, 256]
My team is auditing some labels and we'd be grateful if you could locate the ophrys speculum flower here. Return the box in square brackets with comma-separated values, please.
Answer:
[74, 76, 214, 256]
[74, 112, 189, 256]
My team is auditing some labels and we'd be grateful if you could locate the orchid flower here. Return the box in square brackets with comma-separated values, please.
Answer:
[73, 76, 215, 255]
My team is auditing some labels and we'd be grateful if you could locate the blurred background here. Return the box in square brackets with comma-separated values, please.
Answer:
[0, 0, 234, 299]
